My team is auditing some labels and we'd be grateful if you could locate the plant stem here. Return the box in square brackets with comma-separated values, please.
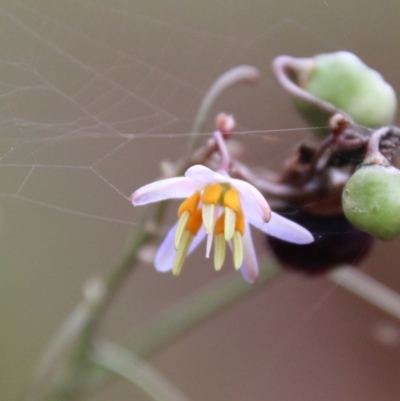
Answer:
[213, 128, 231, 172]
[187, 65, 259, 154]
[26, 302, 97, 400]
[130, 258, 282, 356]
[329, 265, 400, 320]
[82, 258, 283, 393]
[38, 210, 154, 401]
[92, 341, 192, 401]
[272, 56, 346, 118]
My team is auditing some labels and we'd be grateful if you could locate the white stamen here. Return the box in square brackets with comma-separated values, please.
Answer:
[214, 234, 226, 271]
[224, 207, 236, 241]
[232, 231, 243, 270]
[173, 231, 193, 275]
[202, 204, 215, 234]
[174, 211, 190, 249]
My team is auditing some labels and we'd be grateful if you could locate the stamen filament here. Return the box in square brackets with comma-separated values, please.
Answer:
[206, 232, 214, 258]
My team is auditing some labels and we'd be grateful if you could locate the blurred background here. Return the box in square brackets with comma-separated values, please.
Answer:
[1, 1, 400, 400]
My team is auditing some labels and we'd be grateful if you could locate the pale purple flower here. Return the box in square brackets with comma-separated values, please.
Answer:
[130, 165, 313, 283]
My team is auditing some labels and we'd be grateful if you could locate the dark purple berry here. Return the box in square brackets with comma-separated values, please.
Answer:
[266, 210, 374, 275]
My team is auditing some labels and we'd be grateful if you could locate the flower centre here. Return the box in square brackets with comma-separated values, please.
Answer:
[173, 183, 245, 275]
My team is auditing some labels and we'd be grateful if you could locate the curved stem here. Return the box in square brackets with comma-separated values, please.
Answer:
[82, 258, 283, 393]
[127, 258, 282, 357]
[92, 342, 191, 401]
[272, 56, 348, 118]
[306, 134, 335, 175]
[367, 126, 391, 155]
[187, 65, 260, 154]
[213, 129, 231, 171]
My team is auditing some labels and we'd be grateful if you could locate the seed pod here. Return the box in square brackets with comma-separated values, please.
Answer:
[295, 51, 397, 136]
[342, 162, 400, 241]
[266, 210, 373, 275]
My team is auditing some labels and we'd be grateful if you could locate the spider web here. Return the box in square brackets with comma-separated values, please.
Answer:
[1, 1, 400, 401]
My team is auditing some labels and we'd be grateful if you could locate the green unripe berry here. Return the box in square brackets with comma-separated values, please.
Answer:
[295, 51, 397, 136]
[342, 164, 400, 241]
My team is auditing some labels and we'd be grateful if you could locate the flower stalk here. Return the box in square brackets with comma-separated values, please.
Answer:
[187, 65, 260, 154]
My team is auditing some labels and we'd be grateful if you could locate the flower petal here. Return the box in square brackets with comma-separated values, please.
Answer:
[185, 165, 229, 184]
[250, 211, 314, 244]
[154, 223, 206, 272]
[240, 222, 259, 283]
[231, 178, 271, 223]
[189, 227, 207, 255]
[154, 224, 176, 272]
[130, 177, 203, 206]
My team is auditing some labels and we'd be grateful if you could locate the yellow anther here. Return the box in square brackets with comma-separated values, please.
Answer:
[232, 231, 243, 270]
[201, 183, 223, 205]
[175, 211, 190, 249]
[178, 192, 200, 217]
[202, 204, 215, 234]
[223, 189, 241, 212]
[185, 208, 203, 235]
[224, 207, 236, 241]
[214, 234, 226, 271]
[214, 214, 225, 235]
[173, 231, 193, 276]
[235, 210, 245, 235]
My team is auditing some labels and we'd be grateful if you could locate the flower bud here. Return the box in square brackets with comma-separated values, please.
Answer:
[342, 162, 400, 241]
[295, 51, 397, 136]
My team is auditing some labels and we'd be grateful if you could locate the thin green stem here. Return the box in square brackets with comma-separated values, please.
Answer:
[272, 56, 345, 118]
[329, 265, 400, 320]
[213, 128, 231, 171]
[186, 65, 259, 154]
[26, 302, 95, 400]
[84, 258, 282, 392]
[91, 341, 192, 401]
[130, 258, 282, 356]
[36, 208, 158, 401]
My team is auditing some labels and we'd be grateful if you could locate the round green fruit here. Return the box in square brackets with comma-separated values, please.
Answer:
[342, 164, 400, 241]
[295, 51, 397, 136]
